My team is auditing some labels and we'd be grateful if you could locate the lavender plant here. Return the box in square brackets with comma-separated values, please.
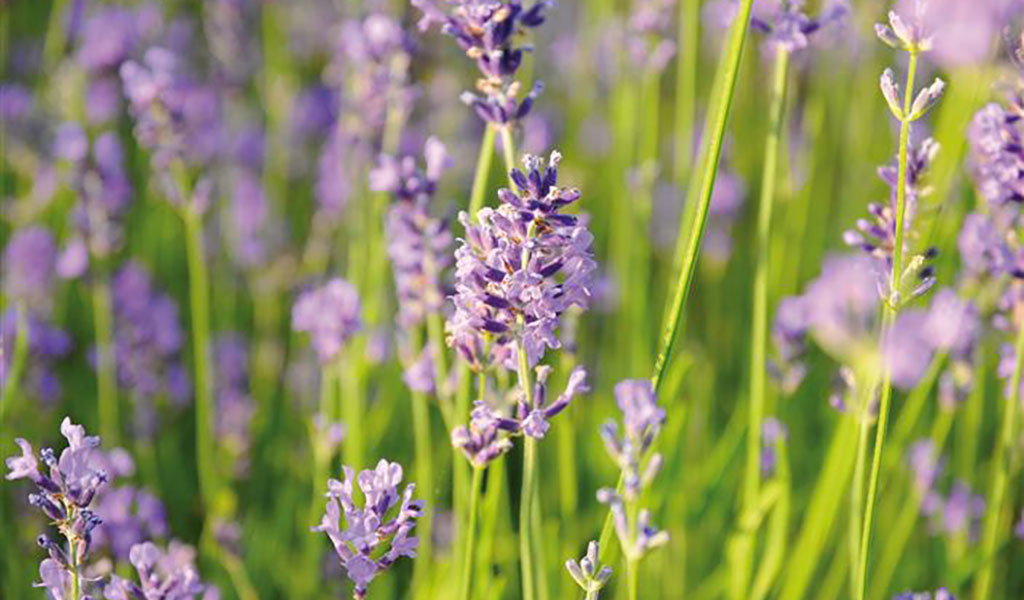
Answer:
[6, 418, 108, 600]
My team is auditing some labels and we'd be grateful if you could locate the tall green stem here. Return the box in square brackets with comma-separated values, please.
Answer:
[468, 125, 497, 218]
[93, 277, 119, 446]
[652, 0, 757, 391]
[339, 354, 364, 469]
[974, 318, 1024, 598]
[856, 51, 918, 600]
[459, 466, 485, 600]
[517, 341, 537, 600]
[184, 207, 217, 508]
[499, 125, 517, 186]
[848, 411, 871, 599]
[739, 47, 790, 595]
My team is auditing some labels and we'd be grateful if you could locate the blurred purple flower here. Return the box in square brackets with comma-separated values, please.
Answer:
[3, 226, 57, 307]
[313, 459, 423, 599]
[969, 100, 1024, 207]
[751, 0, 849, 53]
[292, 278, 363, 364]
[600, 379, 665, 499]
[93, 485, 168, 561]
[1, 309, 72, 403]
[105, 540, 214, 600]
[883, 310, 933, 390]
[214, 334, 254, 473]
[760, 417, 788, 477]
[110, 262, 190, 415]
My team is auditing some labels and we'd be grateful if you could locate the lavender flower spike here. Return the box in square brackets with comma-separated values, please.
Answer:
[292, 278, 363, 364]
[447, 150, 596, 371]
[874, 2, 933, 53]
[566, 540, 613, 598]
[7, 418, 108, 599]
[313, 459, 423, 599]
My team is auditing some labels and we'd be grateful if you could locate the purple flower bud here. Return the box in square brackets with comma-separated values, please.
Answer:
[3, 226, 57, 306]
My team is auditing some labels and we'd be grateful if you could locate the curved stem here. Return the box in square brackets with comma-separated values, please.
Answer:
[468, 125, 497, 218]
[600, 0, 758, 566]
[672, 0, 699, 185]
[740, 46, 790, 593]
[974, 318, 1024, 598]
[652, 0, 757, 392]
[93, 276, 119, 446]
[183, 207, 217, 508]
[459, 466, 485, 600]
[856, 52, 918, 600]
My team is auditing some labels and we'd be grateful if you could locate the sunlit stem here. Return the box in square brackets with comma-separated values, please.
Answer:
[856, 50, 919, 600]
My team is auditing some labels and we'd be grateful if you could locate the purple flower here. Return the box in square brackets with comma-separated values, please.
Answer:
[3, 226, 57, 306]
[292, 278, 363, 364]
[751, 0, 849, 53]
[907, 439, 942, 496]
[843, 138, 939, 298]
[453, 366, 587, 464]
[93, 485, 169, 561]
[595, 488, 669, 561]
[414, 0, 550, 124]
[957, 213, 1013, 278]
[110, 262, 190, 414]
[105, 540, 214, 600]
[969, 101, 1024, 207]
[892, 589, 955, 600]
[923, 289, 979, 357]
[565, 541, 613, 596]
[939, 481, 985, 541]
[226, 169, 270, 269]
[402, 348, 436, 395]
[1, 309, 72, 403]
[6, 418, 108, 599]
[874, 0, 933, 53]
[883, 310, 933, 390]
[313, 459, 423, 599]
[760, 417, 788, 477]
[447, 151, 596, 370]
[1014, 509, 1024, 540]
[791, 254, 879, 358]
[600, 379, 665, 499]
[375, 138, 455, 330]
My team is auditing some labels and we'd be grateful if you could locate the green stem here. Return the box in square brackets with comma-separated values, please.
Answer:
[652, 0, 758, 392]
[627, 558, 639, 600]
[93, 276, 119, 446]
[339, 353, 364, 469]
[183, 207, 217, 508]
[849, 410, 871, 600]
[468, 125, 497, 218]
[974, 318, 1024, 598]
[599, 0, 758, 567]
[459, 466, 485, 600]
[0, 304, 28, 423]
[411, 390, 435, 572]
[740, 46, 790, 593]
[856, 52, 919, 600]
[499, 125, 517, 186]
[520, 435, 538, 600]
[517, 339, 537, 600]
[42, 0, 69, 73]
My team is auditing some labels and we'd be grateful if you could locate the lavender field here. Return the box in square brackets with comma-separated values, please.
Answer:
[3, 0, 1024, 598]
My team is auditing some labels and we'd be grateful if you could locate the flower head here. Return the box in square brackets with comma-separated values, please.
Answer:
[7, 419, 109, 599]
[565, 541, 613, 597]
[313, 459, 423, 598]
[105, 540, 213, 600]
[447, 151, 595, 370]
[752, 0, 849, 53]
[292, 278, 363, 364]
